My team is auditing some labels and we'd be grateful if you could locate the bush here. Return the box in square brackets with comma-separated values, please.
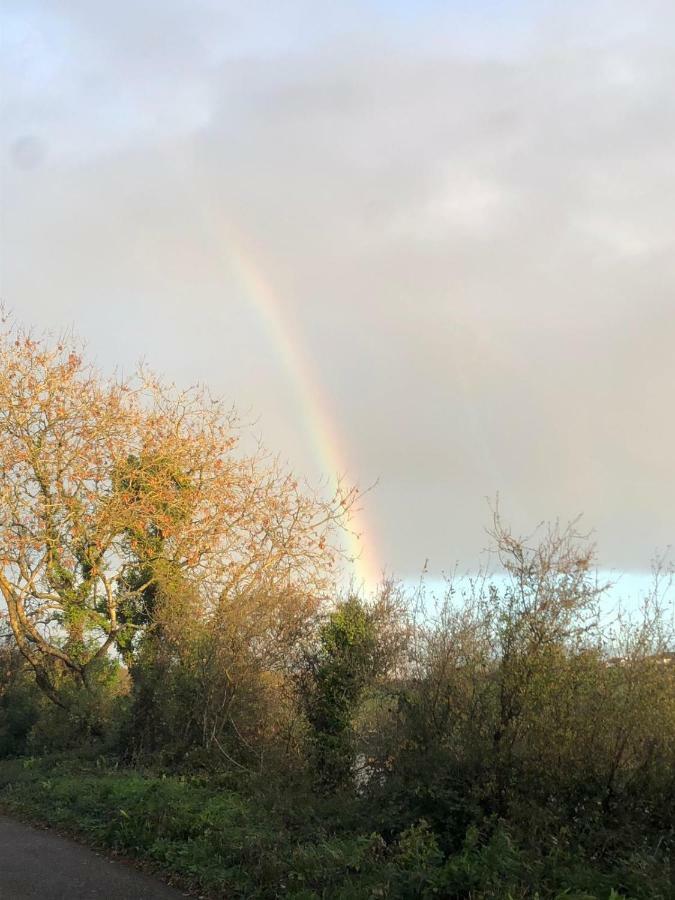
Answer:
[0, 659, 42, 757]
[1, 519, 672, 899]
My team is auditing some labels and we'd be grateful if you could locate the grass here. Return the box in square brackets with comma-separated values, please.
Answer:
[0, 754, 388, 898]
[0, 755, 668, 899]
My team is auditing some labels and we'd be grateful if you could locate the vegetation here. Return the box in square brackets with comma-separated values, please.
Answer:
[1, 319, 673, 898]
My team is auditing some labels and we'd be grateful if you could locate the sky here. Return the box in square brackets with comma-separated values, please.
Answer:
[1, 0, 674, 590]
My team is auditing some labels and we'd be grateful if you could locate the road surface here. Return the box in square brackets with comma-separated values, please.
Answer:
[0, 815, 188, 899]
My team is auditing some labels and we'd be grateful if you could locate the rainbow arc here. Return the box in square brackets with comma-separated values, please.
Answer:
[225, 235, 381, 589]
[176, 161, 381, 588]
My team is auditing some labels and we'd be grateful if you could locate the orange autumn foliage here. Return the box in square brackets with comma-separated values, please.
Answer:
[0, 315, 356, 701]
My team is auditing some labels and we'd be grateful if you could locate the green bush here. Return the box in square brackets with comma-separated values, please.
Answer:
[0, 521, 672, 899]
[0, 674, 41, 757]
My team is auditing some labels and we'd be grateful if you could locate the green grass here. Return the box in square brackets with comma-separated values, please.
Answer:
[0, 755, 389, 898]
[0, 756, 668, 899]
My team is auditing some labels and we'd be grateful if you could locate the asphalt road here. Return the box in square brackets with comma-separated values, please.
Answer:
[0, 815, 188, 899]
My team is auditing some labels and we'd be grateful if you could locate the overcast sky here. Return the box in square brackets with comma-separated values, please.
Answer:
[1, 0, 674, 584]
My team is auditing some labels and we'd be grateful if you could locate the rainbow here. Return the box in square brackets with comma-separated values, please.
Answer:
[225, 235, 381, 590]
[175, 161, 381, 589]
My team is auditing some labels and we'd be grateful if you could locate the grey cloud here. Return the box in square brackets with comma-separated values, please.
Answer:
[1, 1, 674, 577]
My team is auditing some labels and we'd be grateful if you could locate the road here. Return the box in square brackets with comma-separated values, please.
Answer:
[0, 815, 188, 899]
